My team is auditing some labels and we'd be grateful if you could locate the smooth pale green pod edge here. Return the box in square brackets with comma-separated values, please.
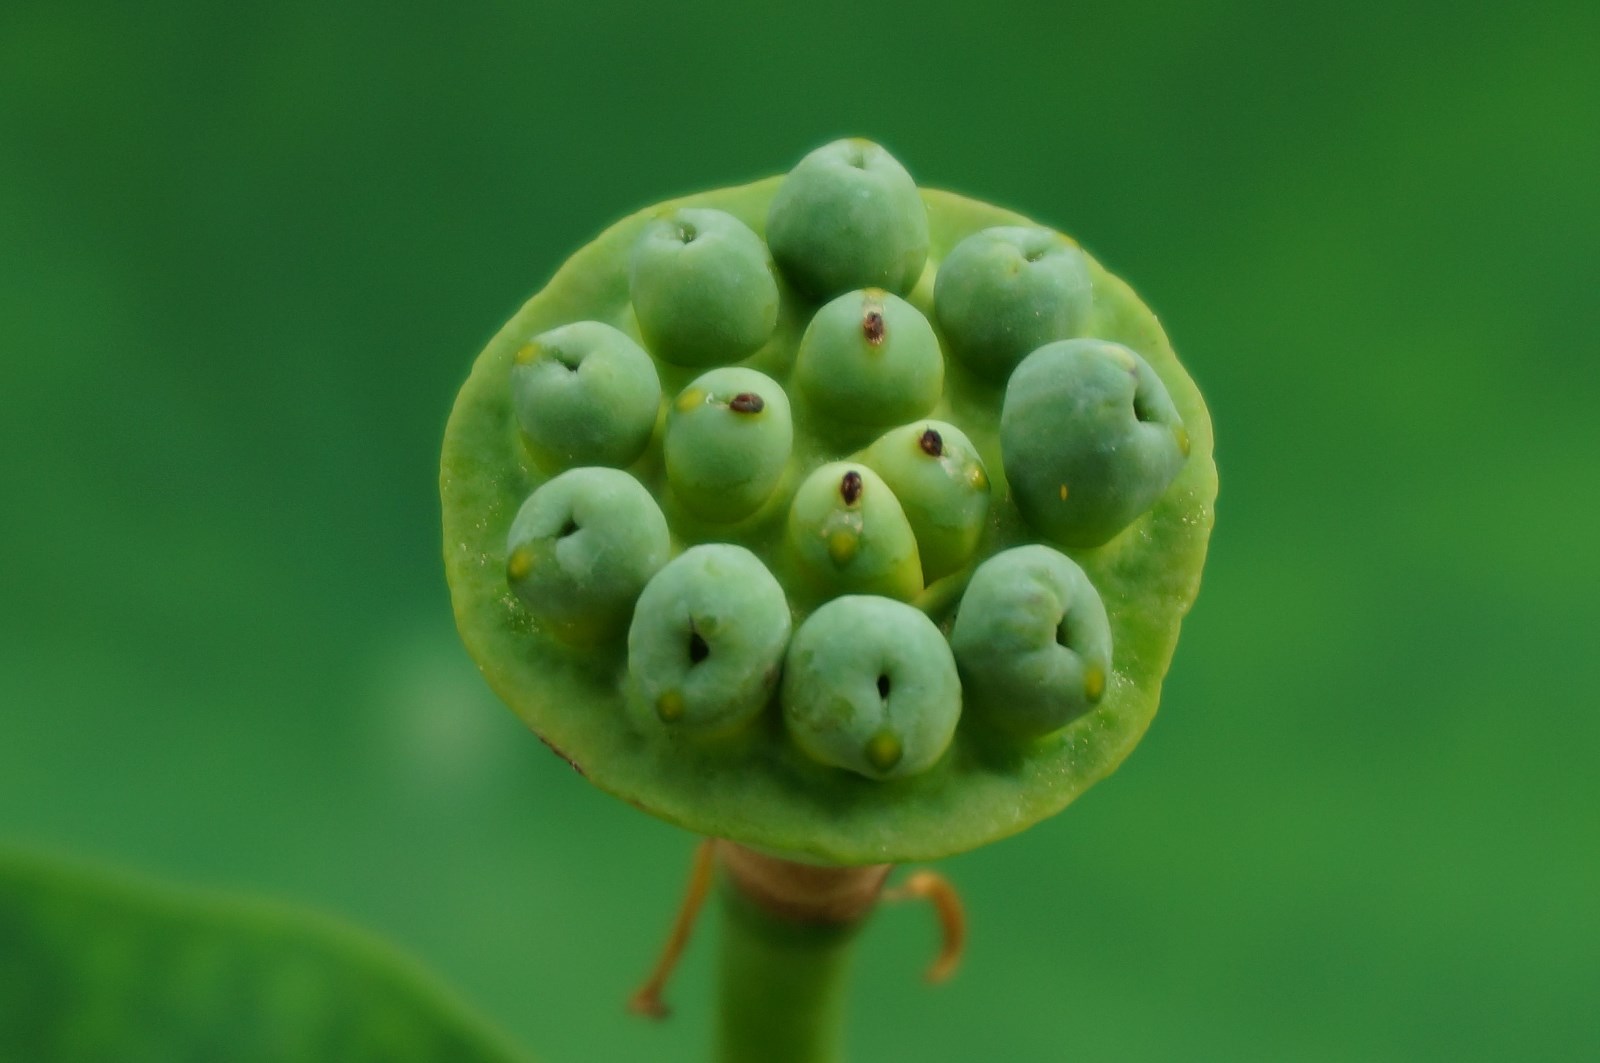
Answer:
[440, 176, 1217, 865]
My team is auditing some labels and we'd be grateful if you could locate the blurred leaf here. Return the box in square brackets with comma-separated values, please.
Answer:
[0, 849, 529, 1063]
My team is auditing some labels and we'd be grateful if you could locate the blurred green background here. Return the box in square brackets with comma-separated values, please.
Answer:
[3, 1, 1597, 1059]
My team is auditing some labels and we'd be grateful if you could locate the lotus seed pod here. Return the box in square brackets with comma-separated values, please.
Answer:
[950, 545, 1112, 739]
[1002, 339, 1190, 548]
[627, 545, 792, 738]
[629, 208, 780, 367]
[786, 462, 922, 602]
[766, 138, 929, 299]
[793, 289, 943, 426]
[510, 321, 661, 473]
[860, 420, 991, 582]
[442, 143, 1218, 865]
[664, 367, 793, 523]
[781, 596, 961, 780]
[504, 467, 671, 646]
[934, 226, 1093, 381]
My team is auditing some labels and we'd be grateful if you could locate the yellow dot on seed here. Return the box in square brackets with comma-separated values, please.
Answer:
[826, 528, 860, 567]
[674, 387, 707, 413]
[1084, 666, 1106, 703]
[514, 343, 541, 365]
[969, 465, 989, 490]
[865, 730, 903, 773]
[656, 690, 686, 723]
[506, 547, 534, 581]
[1059, 483, 1069, 502]
[1175, 426, 1191, 457]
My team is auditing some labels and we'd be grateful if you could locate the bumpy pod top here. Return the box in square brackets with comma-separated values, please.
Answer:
[441, 140, 1216, 865]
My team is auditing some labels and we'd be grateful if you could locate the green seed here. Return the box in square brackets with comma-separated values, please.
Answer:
[629, 207, 780, 367]
[766, 138, 929, 299]
[934, 226, 1093, 381]
[860, 420, 991, 581]
[781, 595, 961, 780]
[664, 367, 794, 523]
[950, 545, 1113, 739]
[1001, 339, 1188, 547]
[627, 544, 792, 739]
[504, 467, 671, 646]
[510, 321, 661, 473]
[786, 462, 922, 602]
[793, 288, 943, 426]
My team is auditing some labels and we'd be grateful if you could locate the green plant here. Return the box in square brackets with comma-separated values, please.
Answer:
[0, 849, 526, 1062]
[439, 138, 1216, 1063]
[0, 137, 1214, 1063]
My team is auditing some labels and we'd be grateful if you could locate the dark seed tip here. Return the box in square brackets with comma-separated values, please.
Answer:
[729, 392, 765, 414]
[862, 310, 886, 345]
[918, 428, 944, 457]
[840, 470, 864, 505]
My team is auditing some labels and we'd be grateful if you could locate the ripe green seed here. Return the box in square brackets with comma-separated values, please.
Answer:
[504, 467, 671, 646]
[934, 226, 1093, 381]
[1001, 339, 1189, 548]
[510, 321, 661, 473]
[766, 138, 930, 299]
[786, 462, 922, 602]
[665, 367, 794, 523]
[793, 288, 944, 426]
[629, 207, 780, 367]
[950, 545, 1113, 739]
[781, 595, 962, 780]
[861, 420, 991, 582]
[627, 544, 792, 738]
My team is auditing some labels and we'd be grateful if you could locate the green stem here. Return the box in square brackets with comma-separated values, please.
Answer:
[715, 881, 865, 1063]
